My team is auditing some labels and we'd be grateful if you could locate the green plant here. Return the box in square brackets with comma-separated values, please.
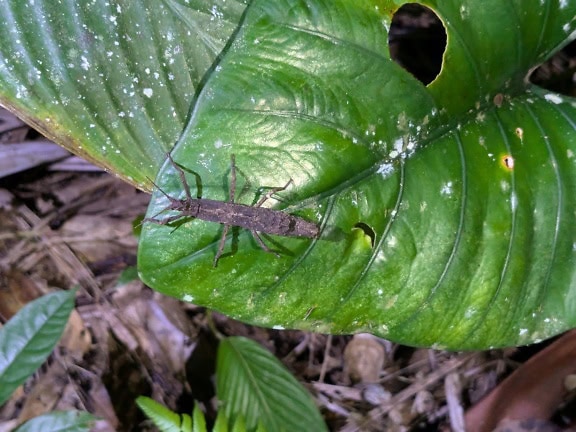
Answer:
[0, 290, 95, 431]
[138, 0, 576, 349]
[137, 336, 326, 432]
[2, 0, 576, 349]
[13, 411, 95, 432]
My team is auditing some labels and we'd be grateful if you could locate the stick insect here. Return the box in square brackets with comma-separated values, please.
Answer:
[145, 154, 320, 266]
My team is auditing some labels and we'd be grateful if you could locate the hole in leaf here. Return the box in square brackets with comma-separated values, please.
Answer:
[354, 222, 376, 247]
[388, 3, 447, 85]
[501, 154, 515, 170]
[530, 39, 576, 96]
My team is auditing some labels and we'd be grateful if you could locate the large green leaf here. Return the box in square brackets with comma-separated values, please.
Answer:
[0, 0, 247, 190]
[14, 410, 95, 432]
[138, 0, 576, 349]
[216, 337, 327, 432]
[0, 290, 76, 405]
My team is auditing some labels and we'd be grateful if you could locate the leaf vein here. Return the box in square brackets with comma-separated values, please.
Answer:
[467, 110, 517, 340]
[525, 101, 562, 313]
[394, 129, 467, 329]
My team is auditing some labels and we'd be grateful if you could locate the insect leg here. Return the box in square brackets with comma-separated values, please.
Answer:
[255, 179, 294, 207]
[143, 214, 184, 225]
[166, 153, 193, 201]
[214, 224, 231, 267]
[229, 154, 236, 203]
[251, 230, 280, 258]
[210, 155, 238, 267]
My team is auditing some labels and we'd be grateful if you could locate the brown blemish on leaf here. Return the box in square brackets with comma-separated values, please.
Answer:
[501, 154, 514, 170]
[493, 93, 504, 107]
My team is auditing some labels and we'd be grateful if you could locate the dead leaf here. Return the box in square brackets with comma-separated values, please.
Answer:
[465, 330, 576, 432]
[344, 334, 386, 384]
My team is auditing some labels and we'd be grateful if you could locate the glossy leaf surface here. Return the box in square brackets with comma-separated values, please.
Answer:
[139, 0, 576, 349]
[0, 0, 247, 190]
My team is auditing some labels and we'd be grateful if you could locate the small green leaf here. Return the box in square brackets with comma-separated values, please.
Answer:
[14, 410, 95, 432]
[216, 337, 326, 432]
[192, 402, 207, 432]
[230, 414, 247, 432]
[0, 290, 75, 406]
[115, 266, 140, 286]
[182, 412, 193, 432]
[213, 410, 230, 432]
[136, 396, 192, 432]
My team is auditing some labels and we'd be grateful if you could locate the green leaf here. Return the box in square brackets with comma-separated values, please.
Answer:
[216, 337, 327, 432]
[192, 402, 207, 432]
[14, 410, 95, 432]
[136, 396, 192, 432]
[230, 414, 247, 432]
[138, 0, 576, 349]
[115, 266, 140, 287]
[0, 290, 75, 406]
[0, 0, 248, 190]
[255, 421, 267, 432]
[213, 410, 230, 432]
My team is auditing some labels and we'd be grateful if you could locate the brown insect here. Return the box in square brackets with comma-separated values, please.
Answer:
[145, 154, 320, 266]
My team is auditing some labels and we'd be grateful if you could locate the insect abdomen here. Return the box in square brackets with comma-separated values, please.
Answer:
[194, 199, 319, 238]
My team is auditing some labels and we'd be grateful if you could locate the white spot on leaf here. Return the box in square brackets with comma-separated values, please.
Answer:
[544, 93, 563, 104]
[510, 192, 518, 211]
[80, 56, 90, 71]
[441, 181, 453, 196]
[377, 163, 394, 178]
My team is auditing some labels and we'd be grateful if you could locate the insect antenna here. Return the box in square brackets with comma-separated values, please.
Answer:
[166, 152, 195, 201]
[254, 178, 294, 207]
[148, 176, 176, 202]
[138, 176, 183, 228]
